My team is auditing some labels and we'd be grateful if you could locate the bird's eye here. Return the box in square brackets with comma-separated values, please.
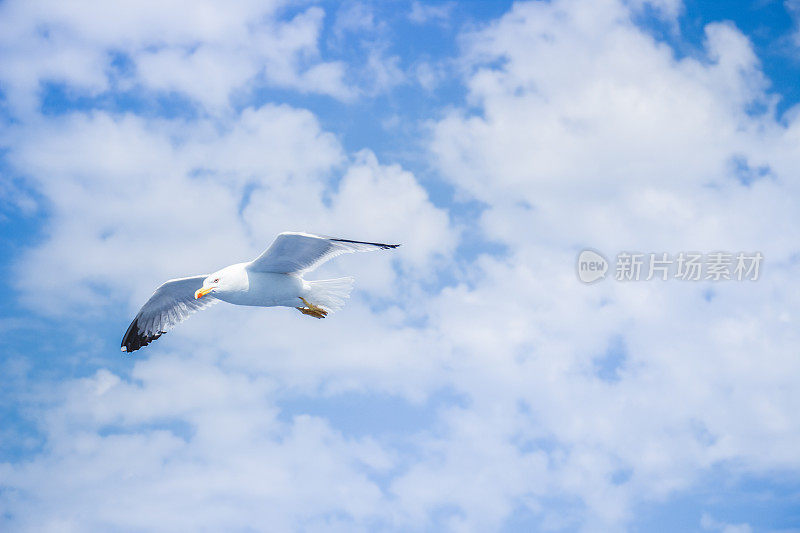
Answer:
[214, 278, 220, 283]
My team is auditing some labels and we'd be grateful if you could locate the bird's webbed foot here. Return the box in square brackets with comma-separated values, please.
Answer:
[296, 297, 328, 319]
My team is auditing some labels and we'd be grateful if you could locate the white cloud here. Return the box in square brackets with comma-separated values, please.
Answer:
[362, 48, 406, 95]
[0, 0, 355, 115]
[0, 360, 394, 532]
[2, 97, 456, 530]
[8, 102, 453, 316]
[332, 1, 380, 41]
[413, 61, 444, 91]
[408, 1, 455, 26]
[701, 513, 753, 533]
[2, 0, 800, 531]
[626, 0, 684, 20]
[417, 0, 800, 528]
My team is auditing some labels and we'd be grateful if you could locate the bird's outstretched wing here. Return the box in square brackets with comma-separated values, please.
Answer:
[247, 232, 400, 274]
[121, 275, 217, 353]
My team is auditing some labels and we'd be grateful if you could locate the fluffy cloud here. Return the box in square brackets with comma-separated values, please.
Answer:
[417, 0, 800, 527]
[2, 0, 799, 531]
[0, 358, 394, 531]
[8, 102, 453, 313]
[2, 77, 455, 533]
[0, 0, 354, 115]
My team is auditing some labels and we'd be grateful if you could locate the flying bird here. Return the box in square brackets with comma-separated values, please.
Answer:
[121, 232, 400, 353]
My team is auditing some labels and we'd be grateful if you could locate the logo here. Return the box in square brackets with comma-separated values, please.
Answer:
[577, 249, 608, 283]
[575, 249, 762, 284]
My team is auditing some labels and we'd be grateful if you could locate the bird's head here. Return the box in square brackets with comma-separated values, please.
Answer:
[195, 264, 247, 299]
[194, 273, 221, 299]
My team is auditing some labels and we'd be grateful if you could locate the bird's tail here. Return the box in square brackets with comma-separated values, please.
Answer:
[305, 277, 355, 313]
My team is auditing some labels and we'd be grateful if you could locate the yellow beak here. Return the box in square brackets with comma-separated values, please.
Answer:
[195, 287, 213, 299]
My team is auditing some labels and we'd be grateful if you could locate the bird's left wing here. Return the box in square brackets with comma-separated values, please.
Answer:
[247, 232, 399, 274]
[121, 275, 218, 353]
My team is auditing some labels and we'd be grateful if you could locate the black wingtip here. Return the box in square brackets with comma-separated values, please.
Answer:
[121, 315, 164, 354]
[329, 238, 401, 249]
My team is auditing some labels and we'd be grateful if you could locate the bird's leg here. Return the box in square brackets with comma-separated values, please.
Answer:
[296, 297, 328, 319]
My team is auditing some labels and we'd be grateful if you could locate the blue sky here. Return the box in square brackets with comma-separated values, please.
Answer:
[2, 0, 800, 531]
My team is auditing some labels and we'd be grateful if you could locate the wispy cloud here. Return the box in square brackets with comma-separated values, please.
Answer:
[408, 1, 455, 26]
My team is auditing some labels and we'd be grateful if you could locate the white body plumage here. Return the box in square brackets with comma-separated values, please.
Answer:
[206, 264, 304, 308]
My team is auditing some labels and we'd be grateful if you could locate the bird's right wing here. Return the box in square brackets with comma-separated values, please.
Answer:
[121, 275, 218, 353]
[247, 232, 399, 274]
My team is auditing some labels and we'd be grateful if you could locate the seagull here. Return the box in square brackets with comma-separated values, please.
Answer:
[121, 232, 399, 353]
